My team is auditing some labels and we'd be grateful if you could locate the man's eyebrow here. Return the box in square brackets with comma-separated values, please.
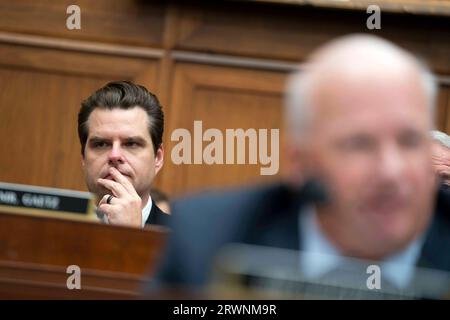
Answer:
[124, 136, 147, 143]
[87, 136, 148, 144]
[88, 136, 109, 142]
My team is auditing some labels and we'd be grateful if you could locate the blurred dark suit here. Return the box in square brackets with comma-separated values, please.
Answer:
[150, 183, 450, 290]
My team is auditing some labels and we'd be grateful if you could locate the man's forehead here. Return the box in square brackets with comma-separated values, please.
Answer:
[89, 107, 148, 122]
[87, 107, 151, 138]
[308, 68, 429, 127]
[305, 36, 429, 119]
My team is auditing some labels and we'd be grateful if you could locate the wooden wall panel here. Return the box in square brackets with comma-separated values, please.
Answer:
[437, 85, 450, 132]
[162, 63, 287, 195]
[0, 41, 162, 78]
[174, 2, 360, 61]
[0, 42, 161, 191]
[0, 0, 166, 47]
[253, 1, 450, 19]
[172, 2, 450, 73]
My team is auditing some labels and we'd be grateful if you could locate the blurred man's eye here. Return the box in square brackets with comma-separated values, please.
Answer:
[399, 132, 424, 149]
[90, 141, 109, 148]
[339, 136, 375, 152]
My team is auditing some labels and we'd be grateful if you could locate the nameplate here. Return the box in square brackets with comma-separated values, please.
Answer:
[0, 182, 96, 221]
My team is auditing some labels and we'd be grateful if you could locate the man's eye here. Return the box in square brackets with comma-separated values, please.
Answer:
[92, 141, 109, 148]
[340, 137, 374, 151]
[399, 134, 423, 149]
[124, 141, 139, 148]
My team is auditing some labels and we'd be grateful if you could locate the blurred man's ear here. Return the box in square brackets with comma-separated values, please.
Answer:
[154, 144, 164, 175]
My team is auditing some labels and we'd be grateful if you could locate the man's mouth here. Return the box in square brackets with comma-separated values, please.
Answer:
[365, 194, 408, 215]
[102, 170, 131, 180]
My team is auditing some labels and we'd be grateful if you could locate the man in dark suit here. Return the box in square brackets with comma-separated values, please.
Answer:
[78, 81, 169, 228]
[151, 35, 450, 294]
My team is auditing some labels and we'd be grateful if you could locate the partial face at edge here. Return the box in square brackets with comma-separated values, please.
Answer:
[432, 141, 450, 186]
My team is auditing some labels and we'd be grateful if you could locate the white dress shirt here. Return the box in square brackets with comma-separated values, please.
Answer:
[298, 205, 425, 289]
[141, 195, 153, 227]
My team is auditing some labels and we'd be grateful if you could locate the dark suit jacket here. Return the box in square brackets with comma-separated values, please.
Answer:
[151, 182, 450, 290]
[145, 202, 170, 226]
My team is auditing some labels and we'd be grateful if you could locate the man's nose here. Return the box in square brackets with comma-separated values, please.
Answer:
[377, 144, 405, 182]
[108, 143, 125, 165]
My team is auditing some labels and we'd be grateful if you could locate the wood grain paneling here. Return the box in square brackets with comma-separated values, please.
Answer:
[0, 260, 141, 299]
[250, 0, 450, 16]
[0, 211, 166, 298]
[172, 2, 450, 73]
[0, 211, 167, 275]
[0, 0, 166, 47]
[162, 62, 287, 195]
[437, 85, 450, 132]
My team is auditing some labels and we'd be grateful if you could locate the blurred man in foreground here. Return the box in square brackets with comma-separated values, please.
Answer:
[150, 35, 450, 296]
[78, 81, 169, 228]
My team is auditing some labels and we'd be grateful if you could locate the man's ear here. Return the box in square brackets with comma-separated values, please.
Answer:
[154, 144, 164, 175]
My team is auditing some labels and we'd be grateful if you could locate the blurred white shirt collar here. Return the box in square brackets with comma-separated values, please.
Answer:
[141, 195, 152, 227]
[299, 205, 424, 289]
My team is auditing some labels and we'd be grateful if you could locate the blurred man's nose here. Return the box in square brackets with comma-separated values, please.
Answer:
[108, 142, 125, 165]
[377, 143, 405, 182]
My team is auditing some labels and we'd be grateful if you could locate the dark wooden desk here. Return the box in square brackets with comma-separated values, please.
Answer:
[0, 211, 168, 299]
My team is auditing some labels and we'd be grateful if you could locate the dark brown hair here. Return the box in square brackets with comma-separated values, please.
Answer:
[78, 81, 164, 156]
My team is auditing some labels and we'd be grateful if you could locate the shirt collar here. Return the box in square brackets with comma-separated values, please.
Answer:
[299, 205, 425, 289]
[141, 195, 153, 227]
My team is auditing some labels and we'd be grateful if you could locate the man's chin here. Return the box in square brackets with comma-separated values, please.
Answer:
[373, 220, 417, 247]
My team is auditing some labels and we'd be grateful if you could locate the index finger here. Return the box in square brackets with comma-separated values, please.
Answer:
[97, 178, 127, 198]
[109, 167, 138, 195]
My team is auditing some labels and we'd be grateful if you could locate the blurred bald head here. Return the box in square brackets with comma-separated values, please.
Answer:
[285, 35, 437, 260]
[286, 34, 436, 140]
